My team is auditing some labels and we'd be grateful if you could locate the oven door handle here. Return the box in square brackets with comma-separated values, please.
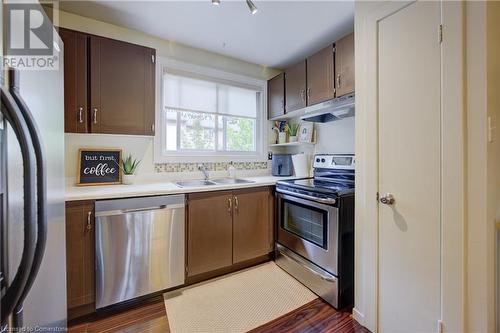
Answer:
[276, 188, 336, 205]
[279, 249, 336, 283]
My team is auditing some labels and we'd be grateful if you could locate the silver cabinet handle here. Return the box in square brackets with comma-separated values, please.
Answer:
[94, 204, 184, 217]
[93, 108, 98, 124]
[380, 193, 395, 205]
[336, 74, 341, 88]
[234, 196, 239, 212]
[78, 107, 84, 123]
[151, 124, 155, 133]
[306, 87, 311, 101]
[86, 211, 93, 230]
[228, 198, 232, 213]
[280, 99, 284, 111]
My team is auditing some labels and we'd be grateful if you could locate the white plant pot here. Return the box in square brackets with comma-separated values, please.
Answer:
[278, 132, 287, 144]
[122, 174, 135, 185]
[289, 136, 298, 143]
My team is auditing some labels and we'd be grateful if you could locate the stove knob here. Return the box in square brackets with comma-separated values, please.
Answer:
[316, 158, 320, 163]
[321, 158, 326, 163]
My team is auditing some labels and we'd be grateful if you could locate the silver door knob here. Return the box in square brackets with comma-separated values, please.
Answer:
[380, 193, 395, 205]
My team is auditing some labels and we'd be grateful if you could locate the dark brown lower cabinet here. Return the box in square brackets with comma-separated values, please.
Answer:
[187, 191, 234, 278]
[187, 187, 274, 280]
[233, 187, 273, 263]
[65, 200, 95, 320]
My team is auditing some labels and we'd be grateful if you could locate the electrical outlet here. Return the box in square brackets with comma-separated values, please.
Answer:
[267, 152, 273, 160]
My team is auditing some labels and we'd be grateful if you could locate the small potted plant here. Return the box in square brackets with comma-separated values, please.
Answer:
[288, 123, 300, 142]
[120, 154, 141, 185]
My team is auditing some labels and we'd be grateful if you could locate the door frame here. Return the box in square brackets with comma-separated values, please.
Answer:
[354, 1, 465, 332]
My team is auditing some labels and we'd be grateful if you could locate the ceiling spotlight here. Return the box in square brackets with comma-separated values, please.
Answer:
[212, 0, 220, 5]
[246, 0, 258, 14]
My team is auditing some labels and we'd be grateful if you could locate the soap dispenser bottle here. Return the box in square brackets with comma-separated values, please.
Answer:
[228, 161, 236, 178]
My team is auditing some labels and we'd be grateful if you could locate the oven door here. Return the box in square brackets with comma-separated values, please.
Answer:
[277, 192, 338, 275]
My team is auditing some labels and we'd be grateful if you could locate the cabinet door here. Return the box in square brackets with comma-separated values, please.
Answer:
[65, 201, 95, 312]
[233, 187, 272, 264]
[90, 36, 155, 135]
[335, 33, 355, 97]
[267, 73, 285, 119]
[60, 28, 88, 133]
[307, 44, 335, 105]
[187, 191, 233, 277]
[285, 60, 307, 112]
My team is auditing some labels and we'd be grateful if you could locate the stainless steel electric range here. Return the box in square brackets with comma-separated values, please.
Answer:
[275, 154, 355, 309]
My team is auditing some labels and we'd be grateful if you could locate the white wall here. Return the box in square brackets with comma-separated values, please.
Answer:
[269, 117, 355, 170]
[65, 134, 154, 180]
[59, 9, 280, 180]
[58, 10, 279, 81]
[314, 117, 355, 154]
[466, 2, 500, 332]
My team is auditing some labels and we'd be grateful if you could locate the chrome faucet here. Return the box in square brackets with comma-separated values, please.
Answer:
[198, 164, 210, 181]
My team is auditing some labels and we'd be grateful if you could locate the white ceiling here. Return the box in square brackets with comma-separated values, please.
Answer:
[59, 1, 354, 68]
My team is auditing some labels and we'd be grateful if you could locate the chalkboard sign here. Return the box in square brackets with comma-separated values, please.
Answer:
[77, 149, 122, 186]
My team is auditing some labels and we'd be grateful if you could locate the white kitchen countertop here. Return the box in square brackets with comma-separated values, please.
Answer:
[65, 175, 299, 201]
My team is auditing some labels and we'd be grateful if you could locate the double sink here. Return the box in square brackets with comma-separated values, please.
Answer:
[176, 178, 254, 188]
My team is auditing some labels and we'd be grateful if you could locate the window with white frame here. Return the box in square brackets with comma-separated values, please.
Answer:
[160, 69, 263, 158]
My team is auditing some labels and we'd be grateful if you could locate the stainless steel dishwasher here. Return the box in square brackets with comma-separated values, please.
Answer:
[95, 194, 185, 309]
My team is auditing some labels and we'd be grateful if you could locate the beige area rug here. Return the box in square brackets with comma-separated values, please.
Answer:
[164, 262, 317, 332]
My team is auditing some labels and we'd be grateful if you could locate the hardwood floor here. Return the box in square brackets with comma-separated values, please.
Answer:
[68, 298, 368, 333]
[68, 300, 169, 333]
[250, 298, 370, 333]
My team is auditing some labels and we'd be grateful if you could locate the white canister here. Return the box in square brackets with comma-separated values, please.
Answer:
[278, 132, 287, 144]
[292, 153, 310, 177]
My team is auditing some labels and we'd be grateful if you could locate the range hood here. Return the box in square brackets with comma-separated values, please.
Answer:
[300, 93, 355, 123]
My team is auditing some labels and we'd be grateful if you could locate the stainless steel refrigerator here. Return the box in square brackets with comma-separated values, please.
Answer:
[1, 2, 67, 331]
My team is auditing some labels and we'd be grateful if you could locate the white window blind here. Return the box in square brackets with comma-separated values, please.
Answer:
[161, 72, 262, 155]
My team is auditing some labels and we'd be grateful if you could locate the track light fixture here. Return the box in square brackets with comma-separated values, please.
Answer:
[210, 0, 258, 14]
[246, 0, 258, 14]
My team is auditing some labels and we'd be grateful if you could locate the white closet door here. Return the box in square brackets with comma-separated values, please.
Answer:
[377, 1, 441, 332]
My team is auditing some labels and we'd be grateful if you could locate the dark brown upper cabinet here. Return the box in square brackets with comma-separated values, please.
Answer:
[60, 28, 156, 136]
[284, 60, 307, 113]
[90, 36, 156, 136]
[307, 44, 335, 105]
[267, 73, 285, 119]
[266, 32, 354, 117]
[60, 28, 88, 133]
[335, 32, 355, 97]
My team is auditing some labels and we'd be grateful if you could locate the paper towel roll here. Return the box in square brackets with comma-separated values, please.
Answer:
[292, 153, 310, 177]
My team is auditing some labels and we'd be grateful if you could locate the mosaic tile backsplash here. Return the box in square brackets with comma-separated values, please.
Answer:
[155, 161, 270, 173]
